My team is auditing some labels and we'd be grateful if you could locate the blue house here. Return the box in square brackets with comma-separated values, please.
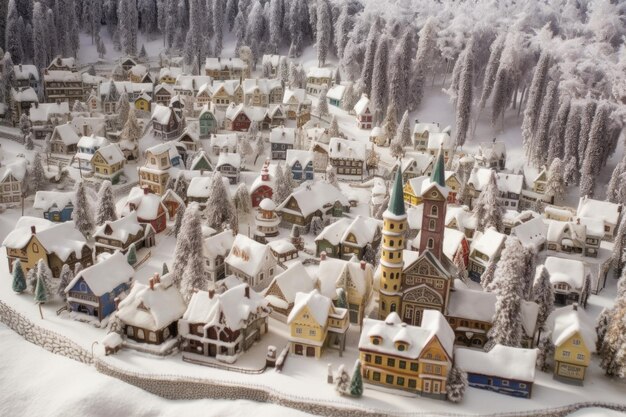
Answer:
[199, 105, 218, 137]
[286, 149, 314, 182]
[33, 191, 75, 222]
[64, 251, 134, 322]
[327, 84, 346, 108]
[455, 345, 537, 399]
[75, 135, 109, 170]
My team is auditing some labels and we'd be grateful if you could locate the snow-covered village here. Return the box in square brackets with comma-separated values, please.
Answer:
[0, 0, 625, 416]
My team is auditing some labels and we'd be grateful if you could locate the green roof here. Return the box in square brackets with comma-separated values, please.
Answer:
[431, 146, 446, 188]
[388, 170, 405, 216]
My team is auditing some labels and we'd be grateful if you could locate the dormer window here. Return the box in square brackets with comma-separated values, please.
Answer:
[395, 341, 409, 352]
[371, 336, 382, 345]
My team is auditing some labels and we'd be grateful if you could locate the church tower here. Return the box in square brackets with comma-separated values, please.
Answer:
[378, 171, 406, 319]
[418, 146, 448, 260]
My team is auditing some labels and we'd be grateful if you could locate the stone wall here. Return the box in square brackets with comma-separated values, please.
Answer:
[2, 298, 625, 417]
[0, 300, 93, 364]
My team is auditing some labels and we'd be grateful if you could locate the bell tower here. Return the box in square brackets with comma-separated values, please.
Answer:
[418, 146, 448, 260]
[378, 171, 406, 319]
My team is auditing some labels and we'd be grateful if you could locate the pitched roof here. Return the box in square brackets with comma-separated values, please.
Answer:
[545, 256, 585, 290]
[225, 234, 274, 277]
[328, 137, 366, 160]
[52, 123, 80, 145]
[548, 305, 595, 351]
[455, 344, 537, 382]
[94, 144, 126, 165]
[93, 211, 145, 243]
[353, 95, 370, 116]
[287, 289, 331, 325]
[33, 191, 75, 211]
[276, 181, 349, 218]
[387, 170, 406, 217]
[65, 251, 134, 296]
[203, 230, 235, 259]
[265, 262, 315, 307]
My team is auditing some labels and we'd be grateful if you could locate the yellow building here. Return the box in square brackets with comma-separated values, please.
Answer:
[91, 144, 126, 185]
[358, 310, 455, 400]
[548, 305, 594, 385]
[135, 93, 152, 112]
[404, 171, 460, 207]
[287, 290, 348, 358]
[379, 171, 407, 318]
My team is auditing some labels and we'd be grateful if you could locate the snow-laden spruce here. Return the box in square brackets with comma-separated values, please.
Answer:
[95, 180, 117, 226]
[473, 171, 503, 233]
[74, 181, 94, 238]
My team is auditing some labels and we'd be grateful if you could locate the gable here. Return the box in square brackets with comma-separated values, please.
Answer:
[423, 186, 446, 201]
[420, 336, 451, 362]
[295, 305, 324, 328]
[405, 256, 448, 279]
[92, 153, 106, 165]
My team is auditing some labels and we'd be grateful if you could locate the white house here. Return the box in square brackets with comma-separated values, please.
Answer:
[225, 234, 278, 292]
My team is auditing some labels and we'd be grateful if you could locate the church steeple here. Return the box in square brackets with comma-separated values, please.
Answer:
[388, 170, 406, 216]
[430, 145, 446, 188]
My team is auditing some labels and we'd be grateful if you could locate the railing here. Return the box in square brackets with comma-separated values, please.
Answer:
[182, 354, 267, 374]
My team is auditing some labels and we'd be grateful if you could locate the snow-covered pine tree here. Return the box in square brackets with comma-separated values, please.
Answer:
[25, 132, 34, 150]
[485, 237, 526, 348]
[455, 38, 474, 148]
[31, 152, 45, 192]
[57, 263, 73, 300]
[272, 163, 286, 203]
[577, 100, 597, 173]
[205, 172, 234, 229]
[598, 299, 626, 377]
[34, 260, 50, 308]
[32, 2, 48, 73]
[268, 0, 282, 53]
[606, 159, 625, 204]
[473, 171, 503, 233]
[5, 0, 23, 63]
[547, 96, 570, 163]
[278, 56, 289, 84]
[254, 135, 265, 164]
[388, 31, 411, 117]
[334, 3, 350, 61]
[480, 260, 496, 290]
[174, 172, 188, 200]
[328, 115, 340, 137]
[580, 103, 610, 197]
[612, 215, 626, 273]
[161, 262, 169, 276]
[26, 262, 38, 294]
[396, 110, 411, 148]
[389, 138, 404, 160]
[175, 205, 206, 300]
[564, 156, 579, 187]
[410, 17, 436, 110]
[341, 82, 358, 112]
[349, 360, 363, 397]
[326, 163, 339, 188]
[545, 158, 566, 204]
[118, 0, 138, 56]
[334, 364, 350, 396]
[382, 103, 397, 144]
[233, 183, 251, 216]
[74, 181, 94, 238]
[596, 307, 612, 353]
[96, 180, 117, 225]
[46, 8, 58, 60]
[126, 243, 137, 265]
[213, 0, 224, 56]
[536, 333, 555, 372]
[173, 202, 185, 237]
[446, 366, 467, 403]
[359, 18, 379, 97]
[521, 51, 550, 154]
[121, 106, 141, 143]
[531, 265, 554, 331]
[315, 0, 331, 67]
[370, 35, 389, 125]
[531, 81, 558, 167]
[12, 259, 26, 294]
[36, 258, 53, 300]
[316, 87, 329, 117]
[477, 33, 506, 112]
[490, 32, 521, 128]
[19, 112, 31, 136]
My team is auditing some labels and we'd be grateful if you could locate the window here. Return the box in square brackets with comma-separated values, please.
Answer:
[149, 332, 157, 342]
[386, 375, 394, 384]
[519, 383, 526, 389]
[372, 337, 380, 345]
[501, 380, 509, 386]
[309, 329, 316, 336]
[137, 329, 145, 340]
[429, 219, 436, 231]
[373, 372, 381, 381]
[387, 358, 395, 367]
[127, 327, 134, 336]
[365, 354, 371, 363]
[427, 238, 434, 249]
[399, 360, 406, 369]
[431, 206, 438, 216]
[32, 243, 39, 253]
[573, 339, 580, 346]
[390, 303, 396, 312]
[397, 377, 405, 386]
[397, 344, 406, 352]
[577, 353, 585, 361]
[563, 351, 571, 358]
[296, 328, 302, 334]
[374, 356, 382, 365]
[408, 379, 417, 389]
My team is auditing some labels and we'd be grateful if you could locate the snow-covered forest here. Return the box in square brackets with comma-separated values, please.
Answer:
[2, 1, 626, 168]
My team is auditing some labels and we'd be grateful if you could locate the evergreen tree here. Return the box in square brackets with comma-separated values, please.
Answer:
[480, 260, 496, 290]
[74, 181, 94, 238]
[598, 299, 626, 377]
[127, 243, 137, 265]
[316, 87, 329, 117]
[95, 180, 117, 225]
[536, 333, 555, 372]
[162, 262, 169, 276]
[532, 265, 554, 331]
[278, 56, 289, 84]
[27, 263, 38, 294]
[547, 96, 570, 163]
[118, 0, 138, 56]
[173, 202, 185, 237]
[116, 91, 130, 128]
[341, 82, 358, 112]
[359, 19, 379, 97]
[388, 31, 411, 117]
[334, 3, 350, 61]
[5, 0, 23, 63]
[174, 172, 188, 200]
[34, 259, 50, 306]
[57, 263, 73, 300]
[531, 81, 558, 167]
[612, 215, 626, 273]
[315, 0, 331, 67]
[11, 259, 26, 294]
[225, 0, 237, 31]
[25, 132, 34, 150]
[205, 172, 234, 229]
[473, 171, 503, 233]
[121, 107, 141, 142]
[455, 38, 474, 148]
[596, 307, 611, 353]
[581, 104, 610, 198]
[606, 159, 624, 204]
[349, 360, 363, 397]
[477, 33, 506, 112]
[521, 52, 550, 154]
[446, 366, 467, 403]
[564, 156, 579, 187]
[268, 0, 283, 53]
[577, 100, 597, 173]
[410, 17, 436, 110]
[389, 138, 404, 160]
[31, 152, 46, 192]
[213, 0, 224, 56]
[370, 35, 389, 124]
[46, 8, 58, 60]
[382, 103, 397, 144]
[233, 183, 251, 216]
[177, 205, 206, 301]
[32, 2, 49, 73]
[396, 110, 411, 148]
[254, 135, 265, 164]
[328, 115, 340, 137]
[545, 158, 566, 204]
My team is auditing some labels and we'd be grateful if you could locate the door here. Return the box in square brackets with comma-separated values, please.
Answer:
[555, 293, 567, 305]
[209, 344, 217, 357]
[306, 346, 316, 357]
[423, 380, 431, 393]
[295, 344, 303, 355]
[432, 381, 441, 394]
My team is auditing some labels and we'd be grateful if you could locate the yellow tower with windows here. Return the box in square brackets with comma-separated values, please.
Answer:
[379, 171, 407, 319]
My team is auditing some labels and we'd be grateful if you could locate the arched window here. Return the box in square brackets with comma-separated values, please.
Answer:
[431, 205, 438, 217]
[429, 219, 436, 231]
[428, 238, 434, 249]
[390, 303, 397, 312]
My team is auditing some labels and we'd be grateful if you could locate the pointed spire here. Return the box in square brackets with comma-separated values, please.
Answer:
[388, 170, 406, 216]
[431, 145, 446, 188]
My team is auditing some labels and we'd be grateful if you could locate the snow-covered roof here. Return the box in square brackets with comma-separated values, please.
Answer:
[259, 198, 277, 212]
[14, 64, 39, 81]
[33, 191, 75, 212]
[129, 64, 148, 76]
[183, 283, 269, 331]
[70, 116, 105, 137]
[315, 218, 353, 246]
[175, 75, 213, 92]
[413, 122, 440, 136]
[261, 54, 281, 67]
[225, 234, 274, 278]
[12, 87, 38, 102]
[317, 256, 373, 300]
[427, 132, 453, 150]
[545, 257, 585, 290]
[78, 134, 109, 149]
[216, 152, 241, 169]
[468, 168, 524, 194]
[93, 212, 145, 243]
[342, 215, 380, 247]
[287, 289, 331, 325]
[265, 262, 315, 307]
[576, 197, 620, 227]
[44, 70, 81, 82]
[250, 163, 277, 193]
[52, 123, 80, 145]
[242, 78, 282, 94]
[471, 228, 506, 259]
[154, 83, 175, 95]
[209, 133, 238, 149]
[0, 158, 28, 183]
[118, 187, 165, 221]
[48, 56, 76, 69]
[353, 95, 370, 116]
[159, 66, 183, 79]
[116, 275, 186, 331]
[151, 104, 177, 124]
[270, 126, 296, 144]
[203, 230, 235, 259]
[448, 288, 539, 337]
[95, 144, 126, 165]
[547, 305, 595, 351]
[307, 67, 334, 79]
[326, 84, 346, 101]
[65, 251, 133, 296]
[328, 137, 366, 161]
[478, 141, 506, 159]
[286, 149, 313, 168]
[546, 220, 587, 245]
[29, 102, 70, 122]
[512, 216, 548, 250]
[282, 88, 307, 105]
[441, 228, 465, 260]
[359, 310, 455, 359]
[576, 216, 605, 237]
[99, 81, 154, 97]
[455, 344, 537, 382]
[204, 57, 247, 71]
[277, 180, 349, 218]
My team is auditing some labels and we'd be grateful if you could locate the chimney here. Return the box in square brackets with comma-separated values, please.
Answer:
[153, 272, 160, 284]
[31, 226, 36, 234]
[143, 187, 149, 195]
[149, 278, 155, 290]
[208, 289, 215, 299]
[320, 251, 327, 261]
[245, 285, 250, 299]
[360, 260, 366, 270]
[114, 297, 120, 309]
